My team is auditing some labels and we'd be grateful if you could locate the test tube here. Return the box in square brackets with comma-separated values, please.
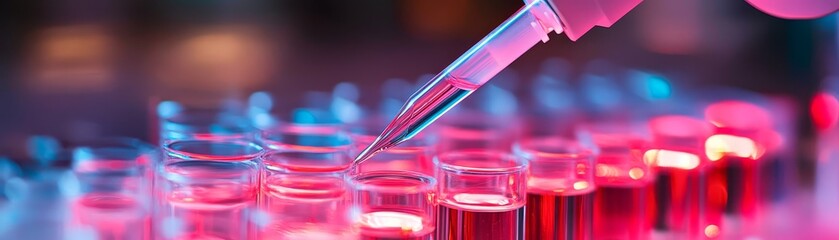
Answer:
[351, 120, 435, 175]
[704, 101, 771, 236]
[589, 130, 654, 240]
[155, 140, 261, 240]
[516, 137, 595, 240]
[259, 123, 352, 152]
[352, 171, 437, 239]
[647, 115, 722, 239]
[435, 150, 528, 240]
[259, 151, 357, 239]
[67, 138, 156, 240]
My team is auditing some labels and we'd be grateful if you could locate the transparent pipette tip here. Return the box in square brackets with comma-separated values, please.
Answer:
[353, 105, 419, 165]
[353, 136, 393, 165]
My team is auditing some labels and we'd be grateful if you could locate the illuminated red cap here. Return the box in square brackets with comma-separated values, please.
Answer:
[812, 92, 839, 131]
[649, 115, 712, 140]
[704, 101, 774, 160]
[704, 100, 772, 132]
[648, 115, 712, 166]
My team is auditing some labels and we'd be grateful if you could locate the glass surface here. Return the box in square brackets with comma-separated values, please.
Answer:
[352, 171, 437, 239]
[435, 150, 527, 240]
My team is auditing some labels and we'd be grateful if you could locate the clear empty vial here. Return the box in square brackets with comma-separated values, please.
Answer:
[352, 171, 437, 240]
[434, 112, 521, 153]
[351, 119, 434, 175]
[159, 106, 257, 144]
[259, 151, 357, 239]
[155, 140, 262, 240]
[67, 138, 157, 240]
[435, 150, 528, 240]
[516, 137, 596, 240]
[352, 140, 434, 176]
[259, 123, 352, 152]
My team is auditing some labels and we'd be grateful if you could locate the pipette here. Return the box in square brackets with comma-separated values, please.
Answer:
[354, 0, 643, 164]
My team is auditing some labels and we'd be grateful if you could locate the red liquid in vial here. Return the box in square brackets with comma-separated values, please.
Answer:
[436, 193, 525, 240]
[71, 193, 146, 240]
[704, 156, 762, 238]
[654, 167, 723, 239]
[592, 152, 655, 240]
[359, 210, 435, 240]
[709, 156, 760, 217]
[434, 151, 527, 240]
[437, 205, 525, 240]
[593, 183, 653, 240]
[526, 192, 593, 240]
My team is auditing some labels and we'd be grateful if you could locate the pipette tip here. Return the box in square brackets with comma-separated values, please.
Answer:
[352, 138, 390, 165]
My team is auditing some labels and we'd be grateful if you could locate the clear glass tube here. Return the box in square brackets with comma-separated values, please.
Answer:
[263, 148, 353, 173]
[516, 136, 595, 240]
[434, 112, 521, 153]
[67, 138, 157, 240]
[435, 150, 528, 240]
[351, 120, 434, 176]
[159, 106, 256, 144]
[582, 124, 654, 240]
[704, 101, 773, 237]
[351, 171, 437, 240]
[648, 115, 722, 239]
[258, 151, 357, 239]
[155, 140, 262, 240]
[259, 123, 352, 152]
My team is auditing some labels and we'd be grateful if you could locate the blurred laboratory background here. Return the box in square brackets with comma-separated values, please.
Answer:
[0, 0, 838, 238]
[0, 0, 829, 144]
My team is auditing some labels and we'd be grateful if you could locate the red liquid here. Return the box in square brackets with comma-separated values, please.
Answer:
[654, 168, 723, 239]
[437, 205, 525, 240]
[709, 156, 760, 218]
[593, 185, 653, 240]
[705, 156, 763, 238]
[526, 192, 593, 240]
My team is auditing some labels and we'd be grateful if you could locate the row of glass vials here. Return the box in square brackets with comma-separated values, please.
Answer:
[28, 96, 796, 240]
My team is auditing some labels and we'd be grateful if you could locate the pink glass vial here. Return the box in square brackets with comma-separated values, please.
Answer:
[352, 171, 437, 240]
[155, 140, 262, 240]
[435, 150, 528, 240]
[516, 137, 596, 240]
[258, 150, 358, 239]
